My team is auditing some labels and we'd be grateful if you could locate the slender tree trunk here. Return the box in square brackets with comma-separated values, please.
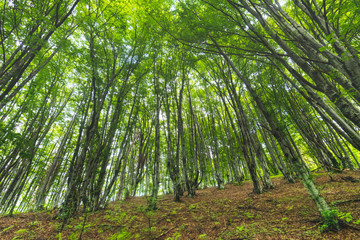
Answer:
[164, 80, 182, 202]
[35, 112, 77, 210]
[149, 68, 161, 210]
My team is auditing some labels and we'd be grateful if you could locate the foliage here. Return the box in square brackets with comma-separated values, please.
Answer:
[0, 1, 360, 238]
[108, 230, 131, 240]
[320, 210, 340, 232]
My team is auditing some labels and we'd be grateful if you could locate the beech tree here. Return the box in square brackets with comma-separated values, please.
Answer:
[0, 0, 359, 232]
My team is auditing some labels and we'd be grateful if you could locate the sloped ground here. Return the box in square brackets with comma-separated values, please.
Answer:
[1, 171, 360, 239]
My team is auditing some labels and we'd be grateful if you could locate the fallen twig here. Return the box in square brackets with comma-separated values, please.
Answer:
[333, 199, 360, 205]
[155, 226, 177, 239]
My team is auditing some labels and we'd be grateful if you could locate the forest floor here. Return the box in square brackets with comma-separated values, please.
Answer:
[1, 171, 360, 240]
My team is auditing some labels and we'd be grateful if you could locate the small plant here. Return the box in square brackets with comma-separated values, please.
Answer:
[65, 224, 73, 229]
[74, 223, 92, 232]
[198, 233, 207, 239]
[272, 227, 285, 234]
[138, 205, 156, 238]
[305, 230, 316, 235]
[13, 228, 35, 240]
[69, 232, 78, 240]
[189, 204, 197, 210]
[146, 196, 158, 211]
[108, 229, 131, 240]
[129, 215, 138, 223]
[1, 225, 13, 233]
[27, 221, 41, 228]
[166, 231, 181, 240]
[338, 212, 353, 222]
[15, 229, 29, 235]
[234, 225, 252, 238]
[179, 223, 187, 231]
[243, 211, 254, 219]
[319, 209, 339, 232]
[286, 205, 294, 211]
[236, 226, 245, 233]
[337, 211, 360, 225]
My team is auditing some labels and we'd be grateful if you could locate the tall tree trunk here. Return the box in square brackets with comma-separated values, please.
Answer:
[164, 80, 182, 202]
[149, 67, 161, 210]
[35, 112, 77, 210]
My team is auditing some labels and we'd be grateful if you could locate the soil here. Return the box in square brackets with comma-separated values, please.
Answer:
[1, 170, 360, 239]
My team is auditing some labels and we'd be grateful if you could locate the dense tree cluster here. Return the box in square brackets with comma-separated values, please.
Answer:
[1, 0, 359, 230]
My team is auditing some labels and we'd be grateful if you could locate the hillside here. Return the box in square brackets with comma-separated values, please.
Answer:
[2, 0, 360, 235]
[0, 171, 359, 240]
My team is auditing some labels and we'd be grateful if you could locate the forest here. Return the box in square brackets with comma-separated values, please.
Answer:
[0, 0, 360, 238]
